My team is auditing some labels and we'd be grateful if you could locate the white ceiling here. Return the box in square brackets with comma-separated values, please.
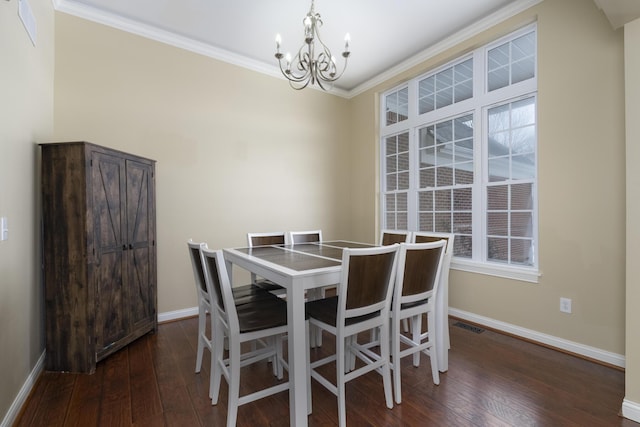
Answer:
[53, 0, 639, 96]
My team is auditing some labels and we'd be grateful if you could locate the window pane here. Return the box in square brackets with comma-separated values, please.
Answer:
[511, 238, 533, 265]
[436, 87, 453, 109]
[488, 67, 509, 92]
[435, 121, 453, 144]
[435, 213, 451, 232]
[434, 190, 451, 211]
[398, 132, 410, 152]
[420, 168, 435, 187]
[385, 136, 397, 155]
[512, 154, 535, 179]
[398, 152, 409, 171]
[487, 185, 508, 210]
[511, 97, 536, 127]
[398, 171, 410, 190]
[397, 212, 408, 229]
[488, 44, 509, 72]
[386, 213, 395, 228]
[386, 173, 397, 191]
[488, 237, 508, 262]
[511, 183, 533, 210]
[455, 164, 474, 185]
[488, 104, 510, 133]
[420, 126, 435, 148]
[487, 31, 535, 92]
[419, 191, 433, 211]
[419, 59, 473, 114]
[385, 194, 395, 211]
[455, 235, 473, 258]
[418, 76, 435, 114]
[386, 155, 397, 173]
[385, 87, 408, 125]
[453, 212, 472, 234]
[397, 193, 407, 211]
[512, 126, 535, 154]
[436, 166, 453, 186]
[419, 213, 433, 231]
[511, 212, 532, 237]
[489, 157, 509, 182]
[487, 212, 508, 236]
[436, 68, 453, 91]
[453, 188, 472, 210]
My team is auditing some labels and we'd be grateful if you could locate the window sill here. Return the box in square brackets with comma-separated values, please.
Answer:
[451, 258, 541, 283]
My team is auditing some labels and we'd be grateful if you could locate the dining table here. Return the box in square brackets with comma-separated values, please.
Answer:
[223, 240, 450, 427]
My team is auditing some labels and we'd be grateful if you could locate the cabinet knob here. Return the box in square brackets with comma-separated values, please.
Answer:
[122, 244, 127, 251]
[129, 244, 134, 250]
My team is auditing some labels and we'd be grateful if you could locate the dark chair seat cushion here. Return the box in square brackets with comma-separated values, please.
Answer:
[237, 298, 288, 333]
[306, 296, 380, 327]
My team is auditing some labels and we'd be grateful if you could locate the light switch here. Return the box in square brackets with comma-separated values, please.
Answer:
[1, 217, 8, 241]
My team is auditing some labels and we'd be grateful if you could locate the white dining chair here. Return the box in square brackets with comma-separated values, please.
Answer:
[412, 231, 455, 355]
[200, 247, 291, 427]
[305, 244, 399, 427]
[187, 240, 282, 377]
[390, 240, 446, 404]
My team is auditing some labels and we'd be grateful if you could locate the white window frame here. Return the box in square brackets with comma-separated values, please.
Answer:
[379, 23, 540, 283]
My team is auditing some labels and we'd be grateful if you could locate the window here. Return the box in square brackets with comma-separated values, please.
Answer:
[380, 25, 538, 280]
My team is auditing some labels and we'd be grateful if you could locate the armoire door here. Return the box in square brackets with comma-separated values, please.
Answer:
[92, 151, 129, 355]
[125, 159, 156, 332]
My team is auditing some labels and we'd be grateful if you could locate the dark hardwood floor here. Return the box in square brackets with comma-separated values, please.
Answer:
[15, 316, 637, 426]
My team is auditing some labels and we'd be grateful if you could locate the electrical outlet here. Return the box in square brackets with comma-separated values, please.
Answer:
[560, 297, 572, 314]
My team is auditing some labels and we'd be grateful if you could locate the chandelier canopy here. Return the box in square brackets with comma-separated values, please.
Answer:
[275, 0, 350, 91]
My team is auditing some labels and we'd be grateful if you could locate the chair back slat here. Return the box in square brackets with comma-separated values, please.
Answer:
[200, 248, 239, 333]
[247, 232, 286, 247]
[288, 229, 323, 245]
[395, 241, 446, 307]
[401, 243, 444, 297]
[346, 251, 396, 310]
[413, 232, 454, 255]
[202, 251, 226, 311]
[187, 241, 208, 295]
[380, 230, 411, 245]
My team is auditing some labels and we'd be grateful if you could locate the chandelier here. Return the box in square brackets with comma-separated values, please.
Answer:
[274, 0, 350, 90]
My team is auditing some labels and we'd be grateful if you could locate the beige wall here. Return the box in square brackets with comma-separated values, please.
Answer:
[52, 13, 353, 314]
[625, 16, 640, 408]
[350, 0, 626, 354]
[0, 0, 54, 422]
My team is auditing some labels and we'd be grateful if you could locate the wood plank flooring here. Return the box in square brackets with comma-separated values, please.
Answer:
[14, 317, 637, 426]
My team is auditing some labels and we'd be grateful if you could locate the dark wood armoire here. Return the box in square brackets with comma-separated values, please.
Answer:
[40, 141, 157, 373]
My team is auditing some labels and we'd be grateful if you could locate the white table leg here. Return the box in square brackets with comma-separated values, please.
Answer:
[436, 276, 449, 372]
[287, 280, 309, 426]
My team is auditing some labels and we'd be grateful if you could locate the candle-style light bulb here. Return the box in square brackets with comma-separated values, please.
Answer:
[344, 33, 351, 52]
[285, 53, 292, 71]
[275, 33, 282, 49]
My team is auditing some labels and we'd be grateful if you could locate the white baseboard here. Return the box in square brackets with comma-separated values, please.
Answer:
[449, 308, 625, 368]
[622, 399, 640, 423]
[158, 306, 198, 323]
[0, 351, 45, 427]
